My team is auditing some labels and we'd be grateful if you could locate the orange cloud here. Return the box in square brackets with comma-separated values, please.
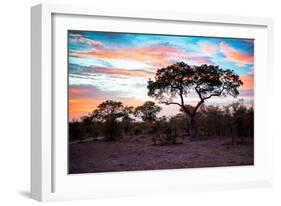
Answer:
[220, 42, 254, 65]
[69, 98, 100, 120]
[240, 75, 254, 90]
[69, 73, 148, 120]
[200, 42, 218, 55]
[72, 45, 186, 67]
[69, 92, 145, 120]
[121, 98, 144, 108]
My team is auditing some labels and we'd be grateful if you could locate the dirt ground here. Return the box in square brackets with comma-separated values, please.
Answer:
[68, 136, 254, 174]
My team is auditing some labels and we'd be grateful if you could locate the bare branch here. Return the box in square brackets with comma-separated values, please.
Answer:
[195, 85, 204, 101]
[161, 101, 182, 107]
[162, 101, 192, 117]
[203, 87, 225, 100]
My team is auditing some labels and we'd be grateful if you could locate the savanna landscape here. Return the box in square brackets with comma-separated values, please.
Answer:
[68, 31, 254, 174]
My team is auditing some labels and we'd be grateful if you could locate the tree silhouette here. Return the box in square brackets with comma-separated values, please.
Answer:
[80, 115, 93, 139]
[147, 62, 243, 140]
[134, 101, 161, 122]
[121, 106, 135, 135]
[95, 100, 125, 119]
[90, 100, 132, 141]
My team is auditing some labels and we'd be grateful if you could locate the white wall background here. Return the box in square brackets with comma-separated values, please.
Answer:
[0, 0, 280, 205]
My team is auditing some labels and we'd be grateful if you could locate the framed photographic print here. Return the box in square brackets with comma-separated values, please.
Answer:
[31, 3, 274, 201]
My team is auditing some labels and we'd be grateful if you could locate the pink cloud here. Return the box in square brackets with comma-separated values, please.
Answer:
[70, 63, 155, 80]
[103, 68, 154, 78]
[72, 44, 218, 68]
[200, 42, 218, 55]
[243, 39, 254, 44]
[219, 42, 254, 65]
[69, 85, 102, 99]
[69, 33, 83, 37]
[187, 56, 214, 65]
[72, 45, 188, 67]
[248, 66, 254, 76]
[239, 89, 254, 97]
[70, 35, 103, 47]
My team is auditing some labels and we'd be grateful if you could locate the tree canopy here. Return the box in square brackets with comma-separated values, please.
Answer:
[147, 62, 243, 139]
[90, 100, 133, 122]
[134, 101, 161, 122]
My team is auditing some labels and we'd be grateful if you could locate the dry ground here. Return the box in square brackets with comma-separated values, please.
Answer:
[69, 136, 253, 174]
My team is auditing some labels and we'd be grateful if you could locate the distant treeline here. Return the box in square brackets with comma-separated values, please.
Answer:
[69, 100, 253, 145]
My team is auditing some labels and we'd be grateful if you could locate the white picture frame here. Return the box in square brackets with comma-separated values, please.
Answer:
[31, 3, 274, 202]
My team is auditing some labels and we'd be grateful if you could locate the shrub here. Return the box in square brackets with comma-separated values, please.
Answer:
[102, 118, 123, 141]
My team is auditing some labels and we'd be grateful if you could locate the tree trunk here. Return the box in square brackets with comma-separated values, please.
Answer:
[190, 115, 197, 141]
[181, 100, 203, 140]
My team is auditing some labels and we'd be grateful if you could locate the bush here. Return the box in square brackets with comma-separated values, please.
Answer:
[69, 121, 84, 141]
[102, 118, 123, 141]
[131, 126, 142, 136]
[152, 117, 179, 145]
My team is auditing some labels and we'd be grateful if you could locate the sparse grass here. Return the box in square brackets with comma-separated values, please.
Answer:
[69, 136, 253, 174]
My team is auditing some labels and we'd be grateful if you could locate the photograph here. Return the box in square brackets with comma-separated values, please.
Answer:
[68, 30, 254, 174]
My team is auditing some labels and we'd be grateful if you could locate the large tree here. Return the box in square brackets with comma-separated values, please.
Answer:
[147, 62, 243, 140]
[134, 101, 161, 122]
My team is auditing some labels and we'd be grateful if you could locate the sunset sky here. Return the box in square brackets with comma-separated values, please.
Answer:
[68, 31, 254, 120]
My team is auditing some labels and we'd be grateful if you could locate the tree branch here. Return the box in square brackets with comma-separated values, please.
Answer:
[191, 100, 204, 118]
[195, 85, 204, 101]
[179, 87, 185, 107]
[203, 87, 225, 100]
[161, 101, 182, 107]
[162, 101, 192, 117]
[194, 81, 206, 101]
